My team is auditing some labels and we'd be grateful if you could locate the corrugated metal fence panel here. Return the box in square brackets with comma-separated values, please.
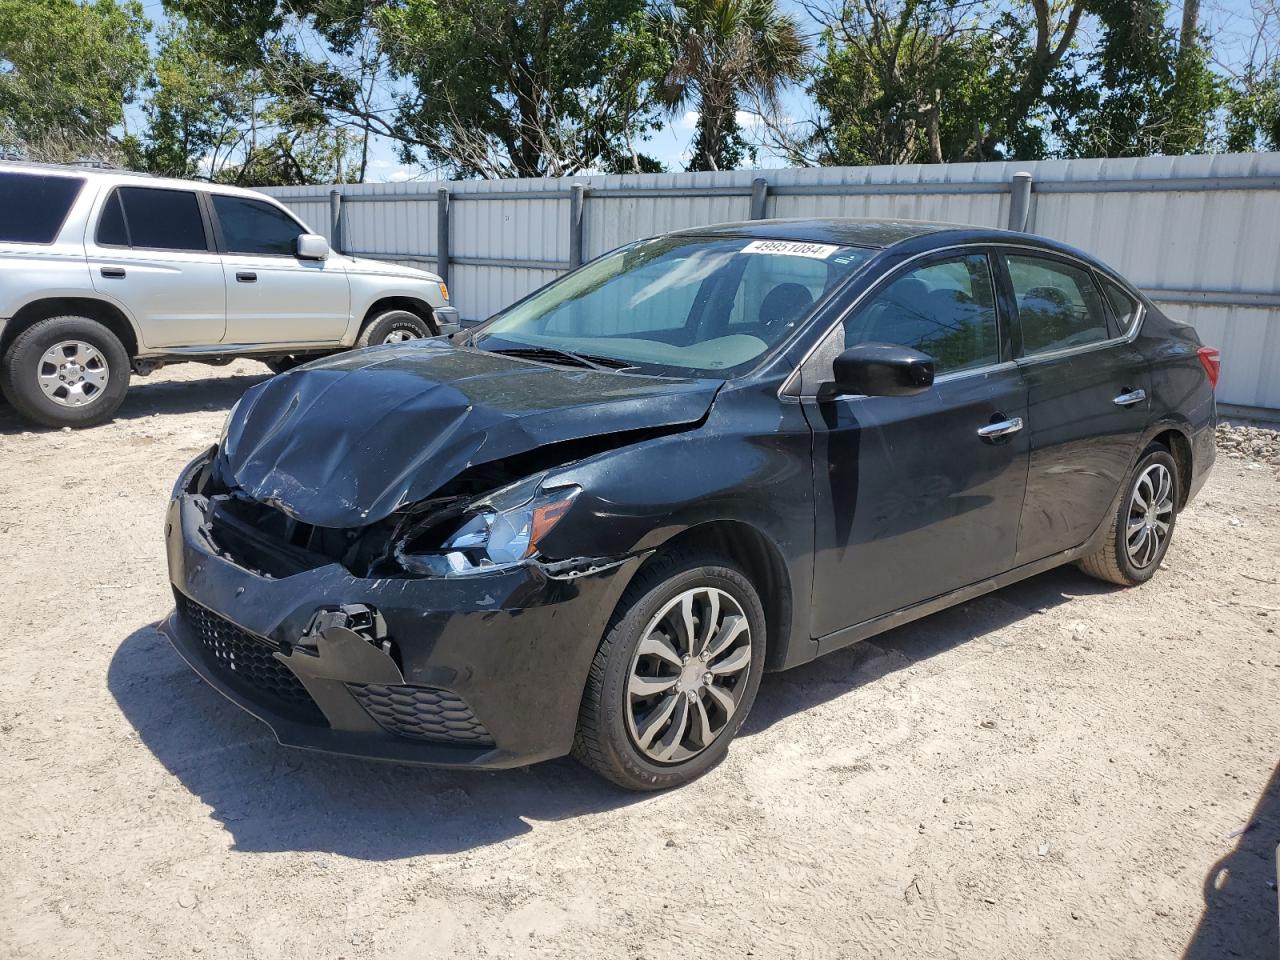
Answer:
[262, 153, 1280, 410]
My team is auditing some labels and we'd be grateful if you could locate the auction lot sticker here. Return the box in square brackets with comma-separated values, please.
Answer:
[741, 240, 840, 259]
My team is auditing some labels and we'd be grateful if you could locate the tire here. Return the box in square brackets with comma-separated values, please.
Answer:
[264, 356, 306, 374]
[0, 315, 130, 428]
[1077, 443, 1180, 586]
[356, 309, 433, 348]
[573, 548, 767, 791]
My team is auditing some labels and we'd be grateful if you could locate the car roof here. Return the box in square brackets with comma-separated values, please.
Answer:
[674, 216, 1115, 269]
[0, 160, 285, 203]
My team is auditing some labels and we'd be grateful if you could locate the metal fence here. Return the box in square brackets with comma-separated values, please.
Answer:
[263, 152, 1280, 414]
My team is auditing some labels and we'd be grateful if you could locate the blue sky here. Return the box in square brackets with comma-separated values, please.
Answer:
[133, 0, 1267, 181]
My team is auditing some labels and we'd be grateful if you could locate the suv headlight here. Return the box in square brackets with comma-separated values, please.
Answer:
[395, 475, 580, 576]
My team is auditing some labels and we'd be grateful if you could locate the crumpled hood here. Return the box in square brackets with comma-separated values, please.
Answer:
[219, 339, 722, 528]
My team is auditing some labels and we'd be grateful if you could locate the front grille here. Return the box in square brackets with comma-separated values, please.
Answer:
[177, 593, 323, 723]
[347, 683, 494, 746]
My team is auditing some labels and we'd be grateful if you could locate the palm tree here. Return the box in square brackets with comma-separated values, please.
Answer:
[653, 0, 807, 171]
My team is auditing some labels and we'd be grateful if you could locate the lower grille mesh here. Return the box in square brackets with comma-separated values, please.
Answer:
[177, 594, 323, 722]
[347, 683, 494, 746]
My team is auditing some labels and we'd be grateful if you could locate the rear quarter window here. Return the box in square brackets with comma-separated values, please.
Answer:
[0, 172, 85, 244]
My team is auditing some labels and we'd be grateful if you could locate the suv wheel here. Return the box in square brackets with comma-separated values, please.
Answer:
[0, 316, 131, 428]
[1078, 442, 1179, 586]
[357, 309, 433, 347]
[573, 549, 766, 790]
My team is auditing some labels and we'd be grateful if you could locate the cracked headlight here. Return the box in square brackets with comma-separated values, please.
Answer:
[395, 476, 581, 577]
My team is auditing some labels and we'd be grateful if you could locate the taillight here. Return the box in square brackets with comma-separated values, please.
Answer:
[1197, 346, 1221, 389]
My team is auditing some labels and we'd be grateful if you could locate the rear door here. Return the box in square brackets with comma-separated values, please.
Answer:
[801, 250, 1031, 639]
[86, 185, 226, 347]
[211, 194, 349, 346]
[998, 250, 1151, 564]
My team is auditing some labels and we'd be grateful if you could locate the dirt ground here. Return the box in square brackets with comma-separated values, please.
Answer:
[0, 359, 1277, 960]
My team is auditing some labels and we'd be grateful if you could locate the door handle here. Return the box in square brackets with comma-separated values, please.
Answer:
[236, 271, 257, 283]
[977, 416, 1024, 439]
[99, 266, 126, 279]
[1113, 388, 1147, 406]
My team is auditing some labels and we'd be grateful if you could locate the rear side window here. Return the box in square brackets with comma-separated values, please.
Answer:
[1099, 276, 1140, 334]
[843, 254, 1001, 374]
[98, 187, 208, 251]
[212, 195, 302, 255]
[1005, 255, 1109, 356]
[0, 172, 84, 244]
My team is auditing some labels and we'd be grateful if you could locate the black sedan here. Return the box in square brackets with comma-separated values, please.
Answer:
[160, 218, 1218, 790]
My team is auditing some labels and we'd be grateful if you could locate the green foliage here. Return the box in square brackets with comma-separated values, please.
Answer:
[0, 0, 150, 161]
[810, 2, 1009, 165]
[652, 0, 806, 170]
[1061, 0, 1222, 157]
[378, 0, 670, 177]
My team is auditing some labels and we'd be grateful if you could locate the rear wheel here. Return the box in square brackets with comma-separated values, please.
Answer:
[573, 549, 766, 790]
[1078, 443, 1179, 586]
[0, 315, 130, 428]
[357, 309, 433, 348]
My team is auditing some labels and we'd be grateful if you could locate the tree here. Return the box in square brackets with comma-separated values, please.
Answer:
[652, 0, 807, 171]
[0, 0, 150, 162]
[375, 0, 670, 177]
[801, 0, 1006, 165]
[1060, 0, 1221, 157]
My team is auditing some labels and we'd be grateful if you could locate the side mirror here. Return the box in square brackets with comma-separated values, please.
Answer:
[821, 343, 935, 399]
[296, 233, 330, 260]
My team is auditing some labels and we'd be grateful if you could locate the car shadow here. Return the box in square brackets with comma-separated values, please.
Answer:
[1182, 760, 1280, 959]
[0, 369, 270, 434]
[110, 564, 1116, 861]
[743, 563, 1114, 736]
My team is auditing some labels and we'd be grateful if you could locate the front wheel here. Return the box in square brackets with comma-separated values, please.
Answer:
[1077, 443, 1180, 586]
[573, 549, 766, 791]
[356, 309, 433, 348]
[0, 315, 131, 428]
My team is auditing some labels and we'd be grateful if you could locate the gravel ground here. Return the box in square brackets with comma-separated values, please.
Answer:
[1, 361, 1277, 960]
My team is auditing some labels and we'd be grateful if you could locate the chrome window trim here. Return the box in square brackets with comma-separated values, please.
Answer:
[779, 240, 1148, 401]
[799, 359, 1021, 405]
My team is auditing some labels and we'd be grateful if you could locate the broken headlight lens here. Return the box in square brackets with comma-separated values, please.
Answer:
[396, 477, 581, 577]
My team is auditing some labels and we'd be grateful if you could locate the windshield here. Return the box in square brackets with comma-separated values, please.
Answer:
[473, 235, 872, 377]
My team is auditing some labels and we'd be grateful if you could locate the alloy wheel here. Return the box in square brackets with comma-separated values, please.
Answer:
[625, 587, 753, 764]
[38, 340, 109, 408]
[1126, 462, 1174, 568]
[383, 328, 419, 344]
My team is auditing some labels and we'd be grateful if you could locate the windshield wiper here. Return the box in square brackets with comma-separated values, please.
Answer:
[484, 345, 636, 372]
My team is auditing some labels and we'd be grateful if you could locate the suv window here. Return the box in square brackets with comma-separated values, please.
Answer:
[1099, 276, 1140, 334]
[98, 187, 209, 251]
[842, 254, 1000, 374]
[0, 172, 85, 244]
[213, 195, 302, 255]
[1006, 254, 1109, 355]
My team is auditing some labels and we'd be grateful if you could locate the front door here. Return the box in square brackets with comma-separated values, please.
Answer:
[998, 252, 1152, 564]
[86, 185, 226, 348]
[211, 194, 350, 346]
[802, 251, 1031, 639]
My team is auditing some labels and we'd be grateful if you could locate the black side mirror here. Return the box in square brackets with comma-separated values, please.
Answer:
[821, 343, 935, 399]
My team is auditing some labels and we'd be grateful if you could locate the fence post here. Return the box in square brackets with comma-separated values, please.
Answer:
[569, 183, 586, 269]
[1008, 172, 1033, 232]
[328, 189, 343, 253]
[750, 176, 769, 219]
[436, 188, 450, 285]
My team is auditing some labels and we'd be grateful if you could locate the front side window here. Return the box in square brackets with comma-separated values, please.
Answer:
[100, 187, 208, 251]
[0, 172, 84, 244]
[1005, 254, 1109, 356]
[475, 236, 871, 377]
[213, 195, 304, 255]
[842, 254, 1001, 375]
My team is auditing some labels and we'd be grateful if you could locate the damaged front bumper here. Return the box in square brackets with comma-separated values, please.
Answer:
[159, 477, 641, 769]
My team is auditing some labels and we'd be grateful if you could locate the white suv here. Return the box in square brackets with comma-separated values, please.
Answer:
[0, 163, 459, 427]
